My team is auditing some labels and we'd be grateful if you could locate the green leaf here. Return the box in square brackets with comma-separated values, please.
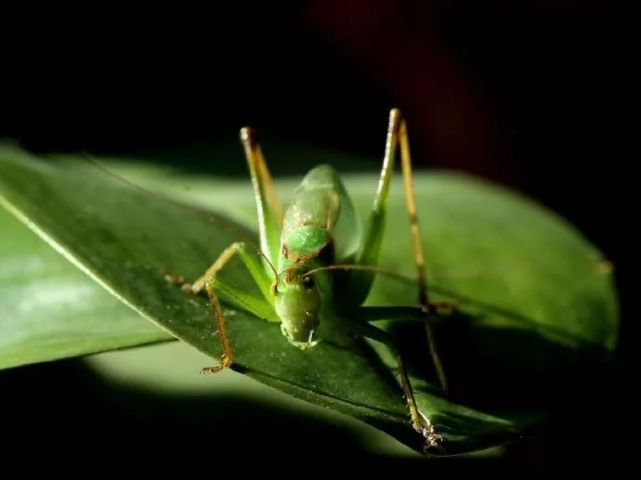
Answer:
[0, 198, 172, 370]
[85, 341, 418, 457]
[0, 143, 618, 455]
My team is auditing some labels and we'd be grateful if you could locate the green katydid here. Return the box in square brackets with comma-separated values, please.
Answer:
[183, 108, 449, 450]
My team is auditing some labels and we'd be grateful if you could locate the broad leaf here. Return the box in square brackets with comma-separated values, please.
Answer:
[0, 144, 618, 455]
[0, 201, 172, 369]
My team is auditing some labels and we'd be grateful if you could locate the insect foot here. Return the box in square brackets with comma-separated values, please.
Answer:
[428, 300, 458, 316]
[200, 354, 232, 375]
[411, 410, 443, 454]
[163, 272, 193, 292]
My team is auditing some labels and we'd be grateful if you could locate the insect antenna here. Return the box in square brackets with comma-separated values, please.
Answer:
[302, 264, 415, 285]
[257, 250, 279, 279]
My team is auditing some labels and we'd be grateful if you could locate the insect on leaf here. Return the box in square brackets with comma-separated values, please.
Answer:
[0, 143, 618, 455]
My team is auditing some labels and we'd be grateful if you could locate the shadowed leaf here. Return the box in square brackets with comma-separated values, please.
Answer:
[0, 144, 618, 455]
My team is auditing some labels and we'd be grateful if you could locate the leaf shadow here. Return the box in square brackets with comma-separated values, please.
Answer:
[395, 305, 611, 413]
[3, 360, 519, 477]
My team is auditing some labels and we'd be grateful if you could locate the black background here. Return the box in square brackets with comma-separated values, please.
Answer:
[2, 1, 637, 477]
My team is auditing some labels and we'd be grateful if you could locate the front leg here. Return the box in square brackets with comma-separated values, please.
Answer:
[178, 242, 278, 373]
[201, 278, 233, 374]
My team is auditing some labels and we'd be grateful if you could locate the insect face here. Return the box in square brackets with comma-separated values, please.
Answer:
[274, 270, 320, 349]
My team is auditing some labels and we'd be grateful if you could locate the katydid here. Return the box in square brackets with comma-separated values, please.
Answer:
[186, 108, 448, 450]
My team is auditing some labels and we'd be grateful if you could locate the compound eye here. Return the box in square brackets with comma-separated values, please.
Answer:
[302, 275, 315, 289]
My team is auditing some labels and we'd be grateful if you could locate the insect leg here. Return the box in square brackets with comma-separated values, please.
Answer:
[240, 127, 284, 271]
[356, 109, 400, 279]
[201, 279, 232, 374]
[356, 109, 447, 391]
[343, 109, 403, 304]
[349, 320, 441, 452]
[191, 242, 273, 304]
[186, 242, 278, 374]
[397, 112, 448, 392]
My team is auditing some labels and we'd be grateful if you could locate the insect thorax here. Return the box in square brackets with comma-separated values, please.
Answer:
[279, 225, 333, 270]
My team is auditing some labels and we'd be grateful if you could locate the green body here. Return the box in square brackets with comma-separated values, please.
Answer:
[202, 111, 443, 449]
[215, 118, 416, 351]
[272, 165, 362, 347]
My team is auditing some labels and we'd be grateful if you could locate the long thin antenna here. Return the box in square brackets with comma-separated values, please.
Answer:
[302, 264, 415, 284]
[257, 250, 279, 280]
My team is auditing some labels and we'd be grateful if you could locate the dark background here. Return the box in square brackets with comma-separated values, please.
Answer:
[2, 1, 636, 477]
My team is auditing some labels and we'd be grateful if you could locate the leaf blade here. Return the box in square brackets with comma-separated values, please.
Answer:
[0, 144, 618, 455]
[0, 203, 172, 370]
